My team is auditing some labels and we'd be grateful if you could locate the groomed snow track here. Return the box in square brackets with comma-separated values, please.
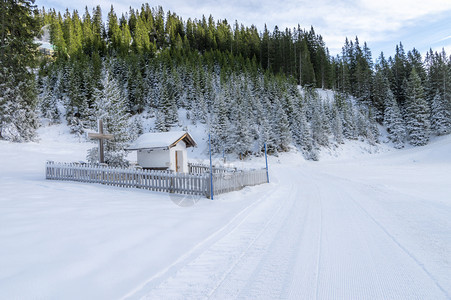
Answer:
[124, 163, 450, 300]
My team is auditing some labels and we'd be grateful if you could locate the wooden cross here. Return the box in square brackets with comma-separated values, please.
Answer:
[88, 119, 114, 163]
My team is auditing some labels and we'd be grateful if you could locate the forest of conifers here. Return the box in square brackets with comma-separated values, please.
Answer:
[1, 2, 450, 163]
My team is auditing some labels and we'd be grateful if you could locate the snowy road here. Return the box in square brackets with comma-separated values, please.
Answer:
[127, 153, 451, 299]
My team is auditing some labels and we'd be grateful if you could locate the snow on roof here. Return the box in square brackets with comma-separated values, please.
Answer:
[127, 131, 196, 150]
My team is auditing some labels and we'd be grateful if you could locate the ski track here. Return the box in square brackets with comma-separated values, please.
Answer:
[126, 165, 450, 300]
[122, 182, 283, 299]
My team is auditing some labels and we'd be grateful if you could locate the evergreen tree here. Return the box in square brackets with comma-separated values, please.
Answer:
[233, 107, 252, 158]
[0, 82, 39, 142]
[294, 104, 317, 160]
[404, 68, 430, 146]
[430, 92, 451, 135]
[38, 76, 60, 123]
[372, 68, 388, 122]
[391, 43, 409, 105]
[273, 99, 292, 151]
[337, 94, 357, 140]
[87, 67, 130, 166]
[384, 89, 405, 148]
[211, 93, 230, 153]
[311, 100, 329, 147]
[0, 0, 40, 142]
[331, 104, 344, 144]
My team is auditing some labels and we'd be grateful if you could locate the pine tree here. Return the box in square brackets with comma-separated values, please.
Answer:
[211, 93, 229, 153]
[295, 104, 317, 160]
[0, 82, 39, 142]
[404, 68, 430, 146]
[384, 89, 405, 148]
[372, 69, 388, 123]
[88, 67, 130, 166]
[311, 101, 329, 147]
[273, 99, 292, 151]
[0, 0, 40, 142]
[232, 107, 252, 158]
[38, 76, 60, 123]
[159, 71, 179, 129]
[430, 92, 451, 135]
[337, 95, 357, 140]
[355, 108, 376, 145]
[154, 109, 167, 132]
[331, 104, 344, 144]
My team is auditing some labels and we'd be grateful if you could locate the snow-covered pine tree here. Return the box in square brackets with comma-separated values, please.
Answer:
[154, 109, 167, 132]
[297, 105, 317, 160]
[192, 88, 208, 124]
[259, 94, 278, 154]
[404, 68, 430, 146]
[273, 99, 292, 152]
[331, 104, 344, 144]
[38, 76, 60, 124]
[158, 69, 179, 129]
[384, 89, 405, 148]
[430, 92, 451, 135]
[128, 115, 144, 142]
[231, 107, 253, 159]
[87, 67, 130, 166]
[0, 82, 39, 142]
[355, 108, 377, 145]
[0, 0, 39, 142]
[332, 92, 357, 141]
[211, 93, 230, 153]
[340, 97, 358, 140]
[311, 101, 329, 147]
[127, 62, 145, 113]
[372, 68, 390, 123]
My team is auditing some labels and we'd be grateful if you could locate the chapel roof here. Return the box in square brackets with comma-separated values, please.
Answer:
[127, 131, 196, 150]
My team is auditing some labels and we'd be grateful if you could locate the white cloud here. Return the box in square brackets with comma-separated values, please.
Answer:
[437, 36, 451, 42]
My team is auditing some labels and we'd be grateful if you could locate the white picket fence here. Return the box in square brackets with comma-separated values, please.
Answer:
[46, 161, 208, 196]
[209, 169, 268, 196]
[188, 163, 237, 174]
[45, 161, 268, 198]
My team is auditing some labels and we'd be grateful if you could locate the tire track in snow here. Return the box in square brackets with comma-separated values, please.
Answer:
[311, 170, 449, 299]
[206, 182, 300, 299]
[282, 179, 324, 300]
[314, 186, 323, 300]
[214, 182, 310, 299]
[208, 167, 324, 300]
[122, 184, 281, 300]
[344, 184, 451, 299]
[132, 180, 292, 299]
[126, 163, 449, 300]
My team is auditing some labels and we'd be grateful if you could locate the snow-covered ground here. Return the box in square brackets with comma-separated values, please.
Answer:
[1, 124, 450, 299]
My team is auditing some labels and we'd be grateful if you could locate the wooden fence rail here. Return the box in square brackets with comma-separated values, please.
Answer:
[188, 163, 237, 174]
[46, 161, 267, 198]
[208, 169, 268, 196]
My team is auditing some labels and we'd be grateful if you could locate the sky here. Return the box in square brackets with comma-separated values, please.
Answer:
[36, 0, 451, 59]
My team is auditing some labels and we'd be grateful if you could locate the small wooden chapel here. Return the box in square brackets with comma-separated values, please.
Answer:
[127, 131, 196, 173]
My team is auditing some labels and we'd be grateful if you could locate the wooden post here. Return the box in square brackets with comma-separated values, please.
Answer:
[209, 133, 213, 200]
[264, 142, 269, 183]
[88, 119, 114, 164]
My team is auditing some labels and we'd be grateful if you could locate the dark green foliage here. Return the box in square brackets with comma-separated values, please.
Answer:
[39, 5, 335, 88]
[404, 68, 430, 146]
[0, 0, 40, 141]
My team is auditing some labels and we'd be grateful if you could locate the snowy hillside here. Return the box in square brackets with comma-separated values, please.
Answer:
[0, 124, 450, 299]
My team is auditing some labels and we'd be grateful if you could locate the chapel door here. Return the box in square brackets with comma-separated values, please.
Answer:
[175, 151, 183, 173]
